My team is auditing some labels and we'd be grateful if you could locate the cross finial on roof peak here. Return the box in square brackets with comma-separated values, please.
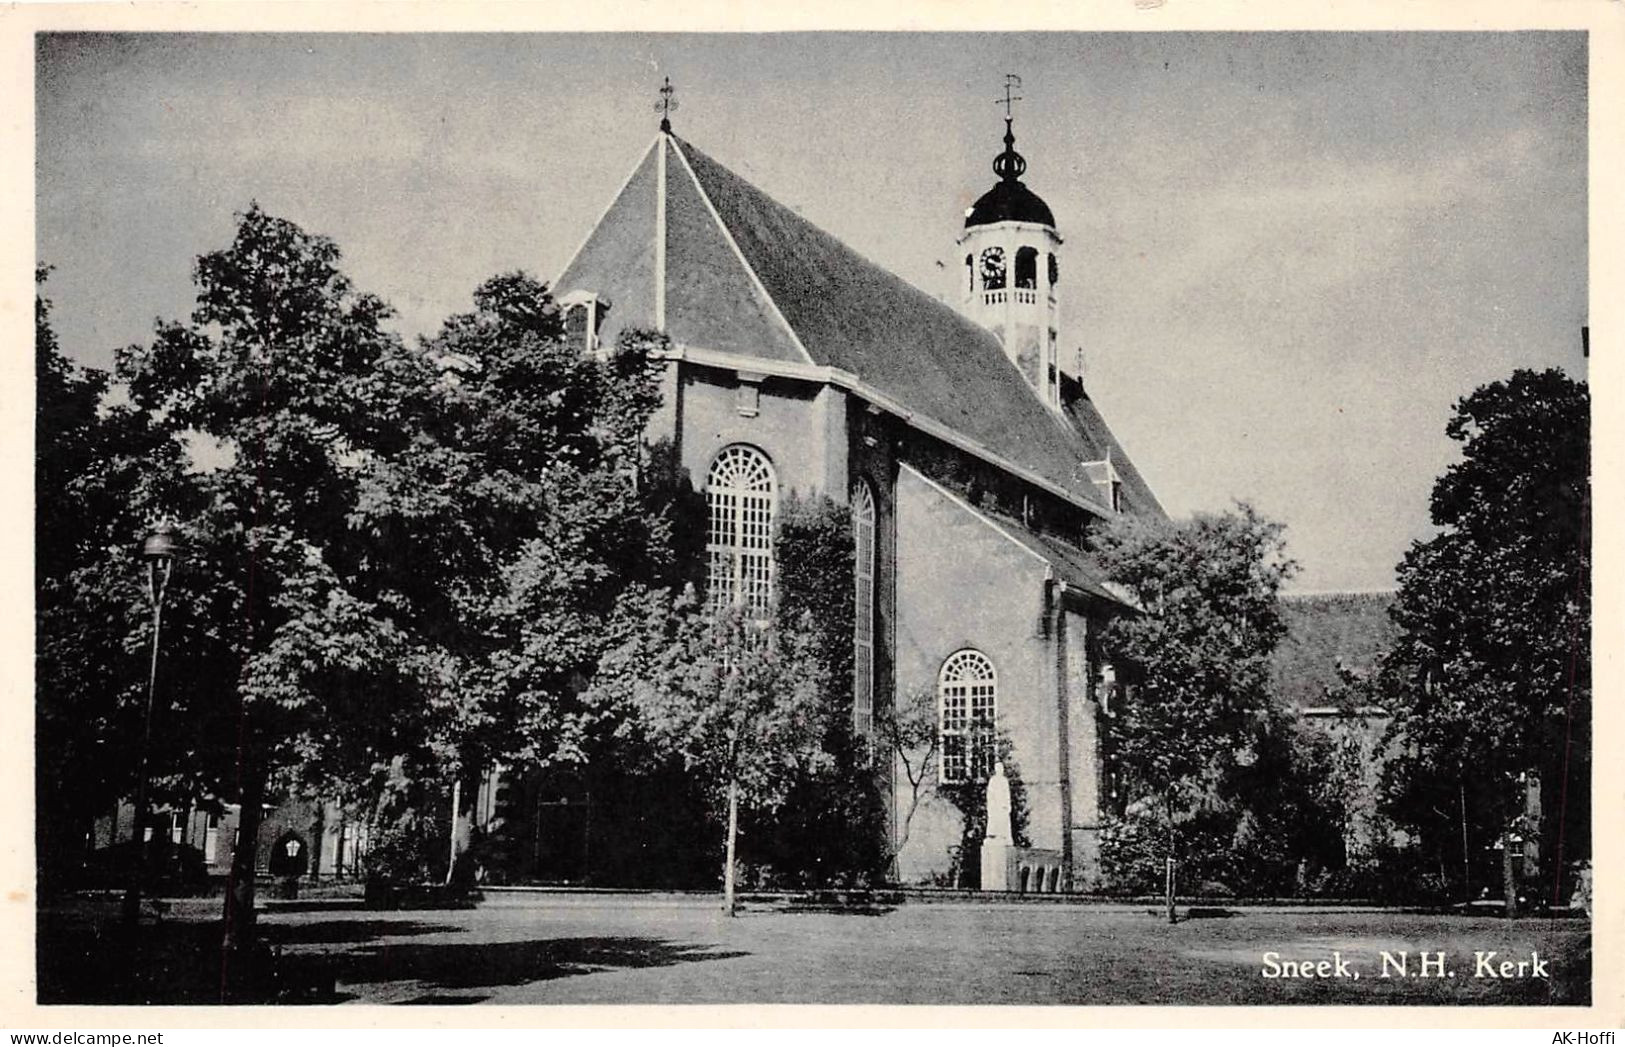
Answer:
[995, 72, 1023, 120]
[655, 76, 678, 134]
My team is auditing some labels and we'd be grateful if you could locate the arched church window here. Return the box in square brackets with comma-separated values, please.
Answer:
[979, 247, 1007, 291]
[852, 480, 877, 739]
[965, 254, 974, 295]
[705, 445, 777, 617]
[939, 649, 997, 784]
[1048, 253, 1060, 287]
[1015, 246, 1039, 290]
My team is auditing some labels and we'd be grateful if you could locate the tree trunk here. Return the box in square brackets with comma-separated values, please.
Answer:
[722, 778, 739, 917]
[220, 763, 265, 1000]
[1165, 795, 1177, 925]
[445, 778, 463, 887]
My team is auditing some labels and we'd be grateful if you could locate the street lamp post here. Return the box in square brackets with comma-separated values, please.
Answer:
[121, 522, 184, 926]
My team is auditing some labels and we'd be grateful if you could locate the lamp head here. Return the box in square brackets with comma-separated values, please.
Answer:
[142, 522, 184, 565]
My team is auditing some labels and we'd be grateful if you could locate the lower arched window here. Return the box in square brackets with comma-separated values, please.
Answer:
[705, 445, 777, 616]
[939, 649, 997, 783]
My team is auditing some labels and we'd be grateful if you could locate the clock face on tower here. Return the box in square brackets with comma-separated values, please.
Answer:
[980, 246, 1007, 290]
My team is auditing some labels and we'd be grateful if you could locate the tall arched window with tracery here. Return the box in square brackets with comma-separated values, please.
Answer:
[851, 480, 876, 738]
[939, 649, 997, 783]
[705, 445, 777, 616]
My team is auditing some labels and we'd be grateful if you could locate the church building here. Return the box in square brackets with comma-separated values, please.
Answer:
[547, 91, 1164, 889]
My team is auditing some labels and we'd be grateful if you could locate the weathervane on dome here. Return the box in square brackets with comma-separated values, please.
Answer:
[992, 73, 1027, 182]
[994, 72, 1023, 120]
[656, 76, 679, 133]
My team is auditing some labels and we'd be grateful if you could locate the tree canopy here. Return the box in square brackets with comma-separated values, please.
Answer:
[595, 590, 831, 909]
[1382, 368, 1589, 906]
[36, 205, 685, 965]
[353, 270, 675, 786]
[1096, 503, 1297, 811]
[1094, 502, 1296, 916]
[35, 266, 177, 889]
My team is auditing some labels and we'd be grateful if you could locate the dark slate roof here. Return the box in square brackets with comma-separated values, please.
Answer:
[1058, 375, 1165, 518]
[554, 142, 659, 352]
[662, 142, 806, 362]
[986, 509, 1133, 608]
[555, 132, 1162, 520]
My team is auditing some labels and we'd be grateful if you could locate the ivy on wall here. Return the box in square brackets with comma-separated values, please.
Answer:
[731, 492, 889, 888]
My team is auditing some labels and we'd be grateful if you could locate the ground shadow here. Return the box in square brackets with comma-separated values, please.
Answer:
[260, 900, 375, 914]
[261, 919, 459, 946]
[1183, 907, 1238, 920]
[36, 912, 454, 1005]
[324, 936, 749, 994]
[39, 917, 248, 1005]
[1138, 907, 1238, 921]
[770, 902, 896, 916]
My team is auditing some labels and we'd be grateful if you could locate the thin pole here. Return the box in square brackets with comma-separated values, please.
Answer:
[122, 559, 169, 925]
[1165, 796, 1177, 925]
[1460, 780, 1471, 901]
[722, 779, 739, 916]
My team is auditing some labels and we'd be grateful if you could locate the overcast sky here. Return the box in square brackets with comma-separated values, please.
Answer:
[35, 32, 1587, 592]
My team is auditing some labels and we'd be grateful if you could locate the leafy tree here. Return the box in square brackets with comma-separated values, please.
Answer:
[1382, 368, 1589, 915]
[36, 265, 110, 586]
[102, 204, 448, 984]
[35, 265, 173, 890]
[41, 205, 696, 983]
[744, 495, 886, 888]
[1095, 502, 1296, 921]
[349, 273, 676, 874]
[875, 686, 938, 875]
[598, 591, 830, 913]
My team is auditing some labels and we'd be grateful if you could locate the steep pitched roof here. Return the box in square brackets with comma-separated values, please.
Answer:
[989, 510, 1133, 608]
[555, 132, 1162, 519]
[554, 141, 660, 348]
[1058, 375, 1165, 518]
[901, 463, 1134, 611]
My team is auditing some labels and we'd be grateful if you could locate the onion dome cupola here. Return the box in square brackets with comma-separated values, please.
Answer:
[964, 119, 1057, 230]
[956, 80, 1071, 412]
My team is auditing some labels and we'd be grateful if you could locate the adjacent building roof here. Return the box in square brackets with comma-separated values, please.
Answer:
[555, 131, 1162, 521]
[1270, 591, 1399, 709]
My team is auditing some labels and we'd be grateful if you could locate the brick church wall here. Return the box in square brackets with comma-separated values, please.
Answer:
[672, 363, 848, 500]
[1063, 607, 1106, 888]
[890, 465, 1065, 884]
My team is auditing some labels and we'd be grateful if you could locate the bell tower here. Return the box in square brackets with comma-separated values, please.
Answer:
[957, 77, 1067, 410]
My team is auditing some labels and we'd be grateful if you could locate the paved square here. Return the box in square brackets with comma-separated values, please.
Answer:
[238, 895, 1587, 1006]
